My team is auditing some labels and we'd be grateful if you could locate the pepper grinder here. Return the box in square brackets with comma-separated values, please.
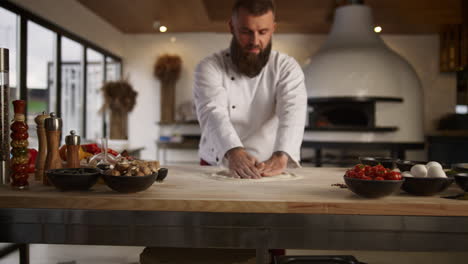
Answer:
[65, 130, 80, 168]
[44, 112, 62, 185]
[34, 111, 49, 181]
[0, 48, 10, 185]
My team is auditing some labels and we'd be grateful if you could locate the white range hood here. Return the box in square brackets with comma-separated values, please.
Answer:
[302, 4, 424, 143]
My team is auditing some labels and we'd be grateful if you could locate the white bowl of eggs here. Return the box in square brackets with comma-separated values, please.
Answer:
[397, 161, 454, 196]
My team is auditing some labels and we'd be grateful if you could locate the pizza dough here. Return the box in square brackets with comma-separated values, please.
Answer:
[204, 170, 303, 183]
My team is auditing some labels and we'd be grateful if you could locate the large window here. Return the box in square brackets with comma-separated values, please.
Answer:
[27, 21, 56, 148]
[0, 7, 18, 112]
[86, 48, 104, 140]
[106, 56, 121, 81]
[61, 36, 83, 136]
[0, 1, 122, 144]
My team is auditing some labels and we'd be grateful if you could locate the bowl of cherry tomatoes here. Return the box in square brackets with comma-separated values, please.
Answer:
[344, 164, 403, 198]
[359, 157, 396, 169]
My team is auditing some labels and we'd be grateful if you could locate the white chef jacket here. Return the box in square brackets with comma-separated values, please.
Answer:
[193, 49, 307, 167]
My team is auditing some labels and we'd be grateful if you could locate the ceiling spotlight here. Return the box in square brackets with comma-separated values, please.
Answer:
[374, 26, 382, 33]
[159, 26, 167, 33]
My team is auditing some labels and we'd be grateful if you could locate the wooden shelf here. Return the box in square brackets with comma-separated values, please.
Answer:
[157, 120, 199, 125]
[305, 126, 398, 132]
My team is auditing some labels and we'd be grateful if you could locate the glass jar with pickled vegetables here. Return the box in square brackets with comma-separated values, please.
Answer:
[10, 100, 29, 189]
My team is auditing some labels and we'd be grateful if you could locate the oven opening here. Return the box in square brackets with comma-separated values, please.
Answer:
[309, 102, 374, 129]
[306, 97, 400, 132]
[316, 106, 370, 128]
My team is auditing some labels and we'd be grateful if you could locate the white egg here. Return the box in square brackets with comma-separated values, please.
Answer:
[410, 164, 427, 178]
[426, 161, 443, 169]
[427, 166, 447, 178]
[402, 171, 413, 177]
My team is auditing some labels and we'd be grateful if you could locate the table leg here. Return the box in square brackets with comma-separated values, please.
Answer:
[256, 248, 269, 264]
[315, 148, 322, 167]
[398, 149, 406, 160]
[162, 147, 167, 165]
[390, 147, 406, 160]
[19, 244, 28, 264]
[0, 244, 28, 264]
[156, 145, 160, 161]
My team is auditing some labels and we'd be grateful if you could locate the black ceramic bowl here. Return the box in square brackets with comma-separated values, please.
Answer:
[344, 176, 403, 198]
[452, 163, 468, 173]
[454, 173, 468, 192]
[102, 172, 157, 193]
[359, 157, 396, 169]
[401, 176, 454, 196]
[396, 160, 449, 172]
[395, 160, 426, 172]
[156, 168, 169, 182]
[46, 168, 100, 191]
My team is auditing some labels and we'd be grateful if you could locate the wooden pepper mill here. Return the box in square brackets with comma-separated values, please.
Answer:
[44, 112, 62, 185]
[34, 111, 49, 181]
[65, 130, 80, 168]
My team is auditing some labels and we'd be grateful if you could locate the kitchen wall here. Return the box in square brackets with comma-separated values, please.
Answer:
[123, 33, 456, 160]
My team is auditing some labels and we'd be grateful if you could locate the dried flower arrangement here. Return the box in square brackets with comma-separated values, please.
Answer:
[102, 80, 138, 139]
[154, 54, 182, 83]
[154, 54, 182, 123]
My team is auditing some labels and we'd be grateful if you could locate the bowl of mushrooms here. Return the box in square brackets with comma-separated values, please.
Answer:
[102, 159, 161, 193]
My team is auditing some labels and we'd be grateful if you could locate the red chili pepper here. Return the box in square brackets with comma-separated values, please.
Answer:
[27, 148, 38, 173]
[11, 132, 29, 140]
[108, 148, 119, 156]
[81, 143, 101, 154]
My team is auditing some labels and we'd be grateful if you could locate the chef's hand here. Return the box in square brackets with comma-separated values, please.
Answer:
[257, 151, 288, 177]
[225, 147, 262, 179]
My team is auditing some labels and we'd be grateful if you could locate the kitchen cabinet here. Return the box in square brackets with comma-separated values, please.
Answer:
[440, 24, 467, 72]
[428, 135, 468, 164]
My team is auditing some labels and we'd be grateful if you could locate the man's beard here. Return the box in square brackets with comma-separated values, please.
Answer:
[230, 35, 272, 78]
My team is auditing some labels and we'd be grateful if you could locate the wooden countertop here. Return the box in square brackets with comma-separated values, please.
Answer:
[0, 165, 467, 216]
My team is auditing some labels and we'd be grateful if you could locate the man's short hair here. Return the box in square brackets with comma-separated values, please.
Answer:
[232, 0, 276, 18]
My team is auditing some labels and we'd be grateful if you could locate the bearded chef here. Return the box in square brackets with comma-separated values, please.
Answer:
[194, 0, 307, 179]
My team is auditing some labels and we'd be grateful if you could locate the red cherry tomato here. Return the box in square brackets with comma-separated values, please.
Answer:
[386, 171, 402, 180]
[354, 164, 365, 172]
[357, 170, 366, 179]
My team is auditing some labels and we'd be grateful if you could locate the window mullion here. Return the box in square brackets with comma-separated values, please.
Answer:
[55, 34, 62, 118]
[82, 46, 87, 139]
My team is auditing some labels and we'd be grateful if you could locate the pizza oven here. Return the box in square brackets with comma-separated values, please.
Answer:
[302, 3, 424, 144]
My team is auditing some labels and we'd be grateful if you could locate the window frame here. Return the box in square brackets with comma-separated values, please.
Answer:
[0, 0, 122, 139]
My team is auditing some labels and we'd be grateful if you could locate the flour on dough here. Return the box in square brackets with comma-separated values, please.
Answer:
[204, 170, 303, 183]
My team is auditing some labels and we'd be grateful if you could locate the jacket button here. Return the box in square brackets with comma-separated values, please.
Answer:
[216, 157, 219, 162]
[232, 105, 236, 109]
[231, 77, 235, 81]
